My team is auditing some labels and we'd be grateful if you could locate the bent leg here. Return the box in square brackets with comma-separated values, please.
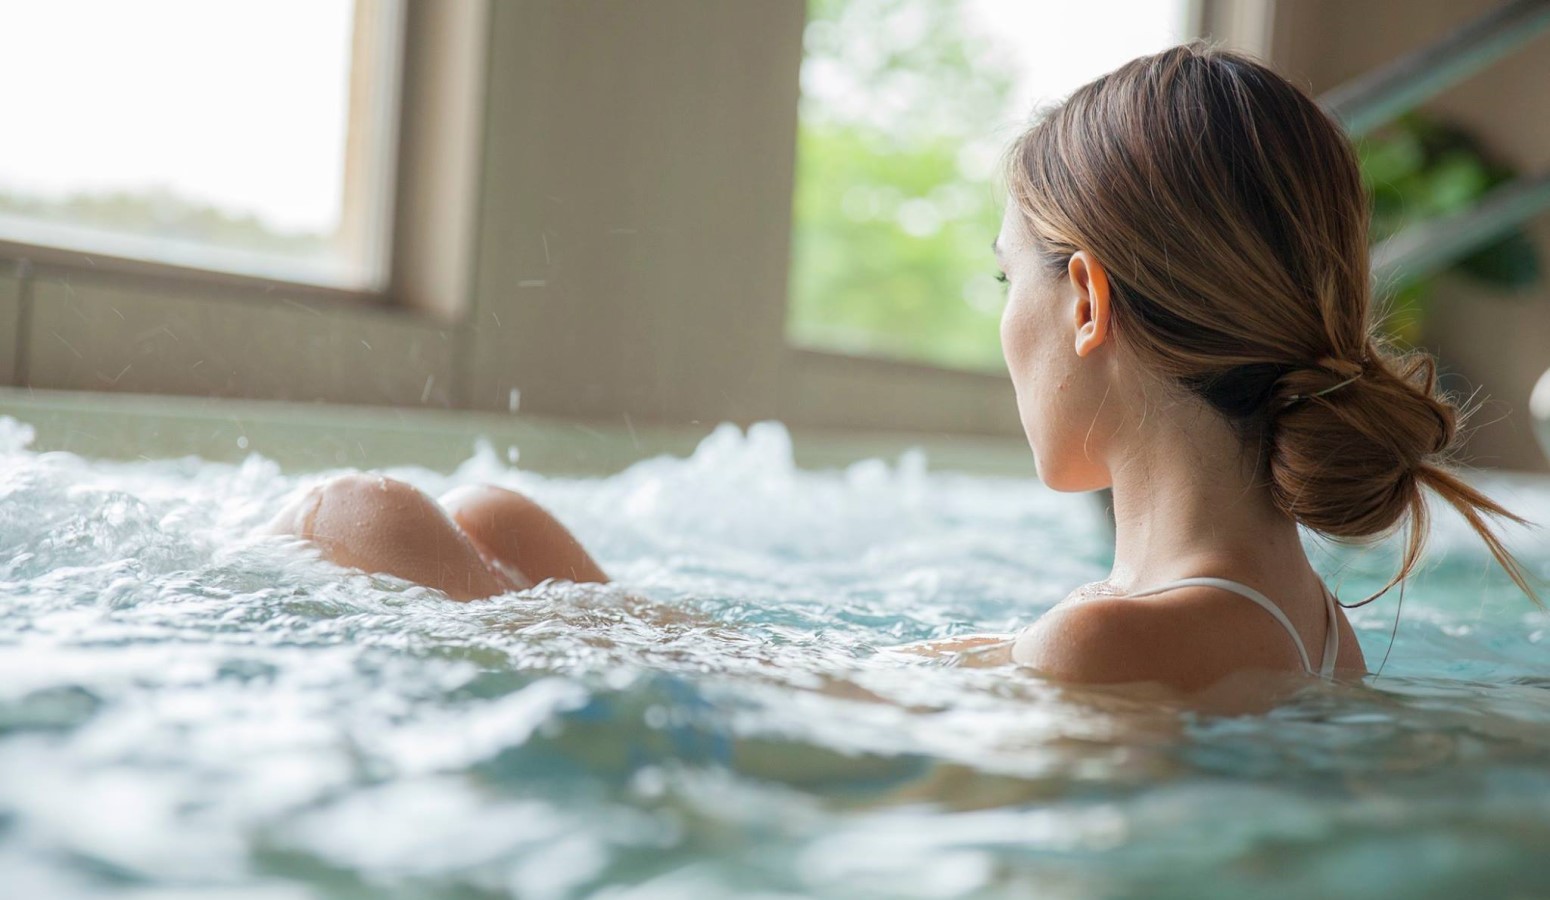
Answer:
[260, 473, 520, 601]
[440, 485, 609, 585]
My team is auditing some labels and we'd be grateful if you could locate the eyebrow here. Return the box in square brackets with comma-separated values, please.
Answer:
[991, 239, 1003, 259]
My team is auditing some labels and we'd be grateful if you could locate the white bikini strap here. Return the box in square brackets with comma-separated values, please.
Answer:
[1126, 576, 1314, 675]
[1318, 583, 1340, 678]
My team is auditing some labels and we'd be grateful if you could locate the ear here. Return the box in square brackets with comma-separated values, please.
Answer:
[1068, 250, 1112, 357]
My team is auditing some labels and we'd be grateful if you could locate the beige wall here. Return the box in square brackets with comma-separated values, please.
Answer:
[1271, 0, 1550, 471]
[0, 262, 19, 385]
[0, 1, 814, 424]
[23, 269, 453, 406]
[0, 0, 1544, 467]
[464, 0, 803, 423]
[0, 0, 1021, 439]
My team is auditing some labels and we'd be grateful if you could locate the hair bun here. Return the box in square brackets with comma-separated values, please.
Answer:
[1266, 345, 1538, 608]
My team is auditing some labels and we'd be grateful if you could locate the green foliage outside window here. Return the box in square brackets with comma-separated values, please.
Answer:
[787, 0, 1017, 373]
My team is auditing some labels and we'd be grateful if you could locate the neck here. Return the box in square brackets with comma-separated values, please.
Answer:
[1100, 407, 1311, 594]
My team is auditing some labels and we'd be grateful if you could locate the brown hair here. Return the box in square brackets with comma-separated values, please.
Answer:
[1003, 40, 1542, 609]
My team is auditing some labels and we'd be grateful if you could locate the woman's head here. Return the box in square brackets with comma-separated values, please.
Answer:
[996, 40, 1540, 608]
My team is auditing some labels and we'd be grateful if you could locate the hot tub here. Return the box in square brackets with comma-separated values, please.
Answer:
[2, 387, 1548, 898]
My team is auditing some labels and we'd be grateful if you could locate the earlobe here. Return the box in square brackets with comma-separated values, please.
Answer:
[1069, 251, 1112, 357]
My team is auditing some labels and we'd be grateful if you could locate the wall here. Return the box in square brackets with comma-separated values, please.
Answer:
[0, 1, 830, 427]
[1271, 0, 1550, 471]
[1, 0, 1544, 469]
[0, 0, 1029, 440]
[464, 0, 803, 424]
[0, 262, 19, 385]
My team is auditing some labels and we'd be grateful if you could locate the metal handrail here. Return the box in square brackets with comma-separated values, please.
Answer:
[1319, 0, 1550, 137]
[1312, 0, 1550, 286]
[1372, 171, 1550, 288]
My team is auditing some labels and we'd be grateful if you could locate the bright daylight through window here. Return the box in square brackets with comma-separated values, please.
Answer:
[0, 0, 401, 291]
[787, 0, 1192, 372]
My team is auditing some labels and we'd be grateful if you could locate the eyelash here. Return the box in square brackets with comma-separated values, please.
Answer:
[995, 272, 1009, 284]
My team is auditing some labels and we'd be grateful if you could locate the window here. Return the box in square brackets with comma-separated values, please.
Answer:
[787, 0, 1195, 372]
[0, 0, 404, 292]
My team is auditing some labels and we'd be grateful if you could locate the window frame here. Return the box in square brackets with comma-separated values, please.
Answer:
[0, 0, 485, 316]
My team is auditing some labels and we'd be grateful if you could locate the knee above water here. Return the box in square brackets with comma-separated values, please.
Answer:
[282, 473, 438, 539]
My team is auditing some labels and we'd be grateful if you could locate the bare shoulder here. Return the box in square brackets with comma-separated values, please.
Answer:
[1011, 596, 1192, 685]
[1012, 587, 1303, 692]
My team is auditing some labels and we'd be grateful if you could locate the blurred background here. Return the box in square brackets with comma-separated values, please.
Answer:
[0, 0, 1547, 473]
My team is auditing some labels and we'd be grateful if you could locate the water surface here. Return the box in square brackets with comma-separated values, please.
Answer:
[2, 417, 1548, 899]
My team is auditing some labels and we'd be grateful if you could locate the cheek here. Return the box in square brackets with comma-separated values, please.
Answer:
[1001, 287, 1072, 437]
[999, 292, 1033, 369]
[1000, 285, 1052, 380]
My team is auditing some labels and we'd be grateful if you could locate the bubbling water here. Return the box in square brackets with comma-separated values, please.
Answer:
[1, 415, 1548, 898]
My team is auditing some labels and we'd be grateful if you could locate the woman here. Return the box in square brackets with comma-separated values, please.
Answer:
[263, 41, 1541, 693]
